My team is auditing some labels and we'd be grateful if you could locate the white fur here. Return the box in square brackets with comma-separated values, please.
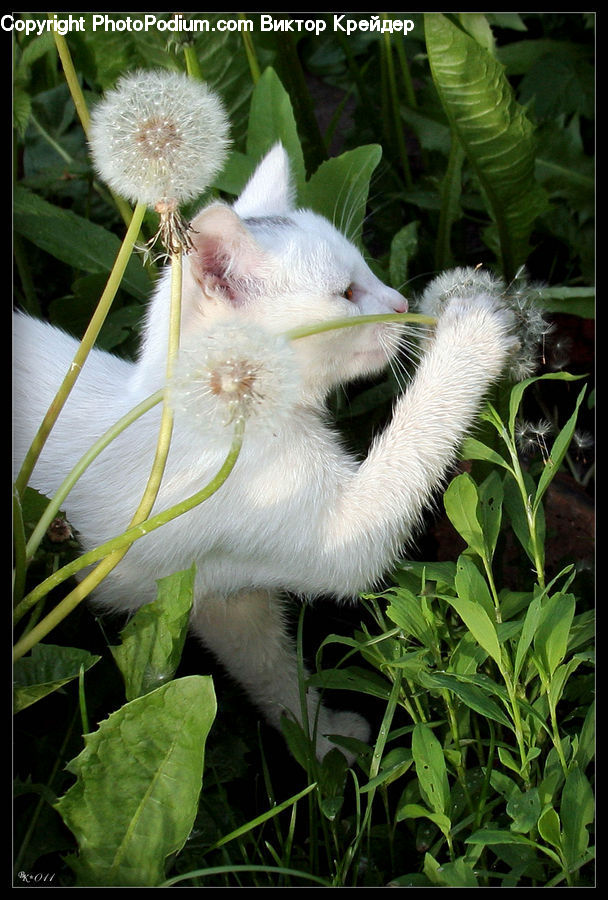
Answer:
[13, 145, 516, 761]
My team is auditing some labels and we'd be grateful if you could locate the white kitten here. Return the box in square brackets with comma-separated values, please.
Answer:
[13, 144, 517, 760]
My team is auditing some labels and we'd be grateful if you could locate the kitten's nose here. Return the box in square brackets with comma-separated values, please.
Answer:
[388, 289, 408, 313]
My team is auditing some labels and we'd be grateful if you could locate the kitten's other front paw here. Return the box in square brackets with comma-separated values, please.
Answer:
[316, 710, 371, 765]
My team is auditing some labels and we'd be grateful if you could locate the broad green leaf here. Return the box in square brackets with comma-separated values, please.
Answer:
[360, 747, 413, 792]
[55, 675, 216, 887]
[424, 852, 479, 887]
[318, 749, 348, 820]
[14, 644, 100, 713]
[449, 631, 489, 675]
[420, 670, 511, 727]
[280, 715, 315, 770]
[477, 471, 504, 561]
[13, 186, 149, 300]
[111, 566, 195, 701]
[573, 700, 595, 773]
[397, 803, 452, 841]
[246, 67, 306, 200]
[411, 723, 450, 816]
[560, 765, 594, 872]
[460, 436, 511, 470]
[454, 555, 495, 620]
[506, 787, 541, 834]
[537, 806, 562, 851]
[444, 594, 502, 668]
[425, 13, 548, 279]
[443, 473, 485, 558]
[535, 286, 595, 319]
[385, 587, 436, 647]
[533, 592, 576, 680]
[307, 666, 392, 701]
[303, 144, 383, 247]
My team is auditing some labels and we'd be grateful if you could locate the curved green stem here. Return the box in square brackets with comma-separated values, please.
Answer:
[128, 251, 182, 525]
[13, 419, 244, 661]
[24, 391, 163, 565]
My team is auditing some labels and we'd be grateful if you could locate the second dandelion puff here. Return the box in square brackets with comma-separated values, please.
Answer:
[169, 323, 302, 438]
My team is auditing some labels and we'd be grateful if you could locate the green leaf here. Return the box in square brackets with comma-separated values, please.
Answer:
[424, 13, 548, 279]
[411, 723, 450, 816]
[507, 372, 586, 439]
[444, 593, 502, 668]
[502, 471, 545, 569]
[14, 644, 101, 713]
[303, 144, 383, 247]
[307, 666, 392, 701]
[360, 747, 413, 792]
[506, 787, 541, 834]
[537, 806, 562, 851]
[55, 675, 216, 887]
[13, 186, 149, 300]
[389, 221, 419, 291]
[385, 587, 436, 647]
[111, 566, 195, 701]
[460, 436, 511, 470]
[560, 765, 594, 872]
[246, 67, 306, 200]
[573, 700, 595, 773]
[423, 852, 479, 887]
[534, 385, 587, 512]
[477, 470, 504, 562]
[443, 473, 485, 558]
[533, 592, 576, 680]
[397, 803, 452, 841]
[513, 593, 542, 680]
[454, 555, 495, 620]
[419, 671, 511, 728]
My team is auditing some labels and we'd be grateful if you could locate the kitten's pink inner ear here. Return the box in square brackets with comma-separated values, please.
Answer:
[187, 205, 265, 303]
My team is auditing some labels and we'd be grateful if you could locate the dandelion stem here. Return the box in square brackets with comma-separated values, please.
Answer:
[284, 311, 435, 343]
[128, 251, 182, 524]
[240, 16, 261, 83]
[182, 43, 202, 80]
[14, 200, 148, 498]
[23, 391, 163, 567]
[49, 20, 90, 135]
[13, 419, 245, 661]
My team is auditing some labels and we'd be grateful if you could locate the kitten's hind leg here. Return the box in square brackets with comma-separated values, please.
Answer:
[190, 590, 369, 763]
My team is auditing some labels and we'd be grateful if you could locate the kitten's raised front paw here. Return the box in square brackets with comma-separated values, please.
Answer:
[417, 266, 505, 319]
[316, 709, 371, 764]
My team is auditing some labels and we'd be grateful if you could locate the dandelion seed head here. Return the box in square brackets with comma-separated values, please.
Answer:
[169, 322, 301, 442]
[417, 267, 551, 383]
[89, 69, 230, 207]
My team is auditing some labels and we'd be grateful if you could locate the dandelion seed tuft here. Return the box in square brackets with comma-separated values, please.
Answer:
[169, 322, 301, 442]
[89, 69, 230, 207]
[417, 266, 552, 382]
[89, 69, 230, 254]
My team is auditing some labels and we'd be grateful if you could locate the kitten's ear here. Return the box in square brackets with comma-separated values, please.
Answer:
[233, 143, 295, 217]
[187, 204, 267, 305]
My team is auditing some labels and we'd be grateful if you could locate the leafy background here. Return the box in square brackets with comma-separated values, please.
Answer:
[13, 12, 594, 888]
